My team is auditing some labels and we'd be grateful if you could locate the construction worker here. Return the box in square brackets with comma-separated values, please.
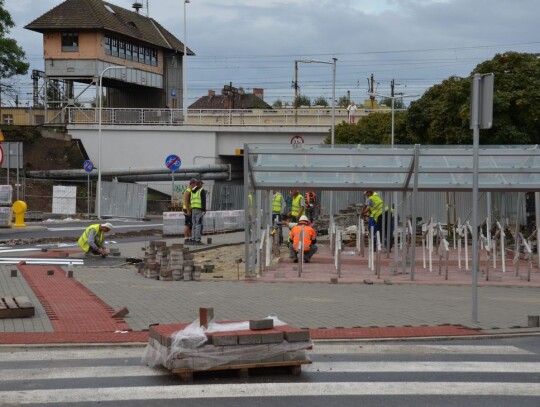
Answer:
[361, 190, 384, 247]
[361, 191, 394, 250]
[188, 179, 206, 245]
[183, 178, 198, 243]
[78, 223, 113, 257]
[288, 189, 305, 223]
[288, 215, 317, 263]
[305, 190, 318, 221]
[272, 190, 286, 244]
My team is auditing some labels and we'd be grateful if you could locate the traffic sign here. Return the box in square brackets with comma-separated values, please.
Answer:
[83, 160, 94, 173]
[165, 154, 181, 171]
[291, 135, 304, 149]
[0, 144, 3, 166]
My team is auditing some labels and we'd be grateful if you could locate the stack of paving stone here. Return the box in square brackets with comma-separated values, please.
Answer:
[139, 241, 205, 281]
[143, 308, 312, 373]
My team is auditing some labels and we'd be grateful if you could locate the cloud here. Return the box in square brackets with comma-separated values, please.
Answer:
[4, 0, 540, 105]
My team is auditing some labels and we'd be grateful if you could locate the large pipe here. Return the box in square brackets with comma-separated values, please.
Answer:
[26, 164, 231, 179]
[117, 172, 232, 182]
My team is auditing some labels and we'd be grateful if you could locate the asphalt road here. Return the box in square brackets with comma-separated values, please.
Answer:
[1, 336, 539, 406]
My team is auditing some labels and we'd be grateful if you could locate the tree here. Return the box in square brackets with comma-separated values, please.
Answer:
[0, 0, 29, 80]
[313, 96, 328, 107]
[380, 97, 406, 110]
[407, 51, 540, 145]
[337, 95, 350, 107]
[326, 111, 410, 145]
[272, 99, 283, 108]
[295, 94, 311, 107]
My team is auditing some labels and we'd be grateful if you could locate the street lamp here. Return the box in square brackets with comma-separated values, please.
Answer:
[294, 58, 337, 215]
[183, 0, 190, 123]
[97, 65, 126, 219]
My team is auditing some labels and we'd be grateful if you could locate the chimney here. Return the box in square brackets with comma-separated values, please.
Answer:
[253, 88, 264, 100]
[208, 90, 215, 97]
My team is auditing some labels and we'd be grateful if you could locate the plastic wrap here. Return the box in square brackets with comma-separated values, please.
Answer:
[142, 316, 311, 371]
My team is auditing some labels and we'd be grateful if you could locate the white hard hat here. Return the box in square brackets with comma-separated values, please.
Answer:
[299, 215, 309, 222]
[101, 222, 113, 230]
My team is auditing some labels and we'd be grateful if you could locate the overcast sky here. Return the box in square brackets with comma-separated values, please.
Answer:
[5, 0, 540, 106]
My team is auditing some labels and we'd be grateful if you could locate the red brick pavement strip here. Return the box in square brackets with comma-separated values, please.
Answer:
[0, 326, 482, 345]
[0, 250, 490, 345]
[18, 264, 131, 333]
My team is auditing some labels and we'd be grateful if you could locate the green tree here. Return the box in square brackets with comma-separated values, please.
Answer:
[407, 51, 540, 145]
[337, 95, 350, 107]
[0, 0, 29, 80]
[380, 97, 406, 110]
[272, 99, 283, 108]
[295, 94, 311, 107]
[313, 96, 328, 107]
[326, 111, 410, 145]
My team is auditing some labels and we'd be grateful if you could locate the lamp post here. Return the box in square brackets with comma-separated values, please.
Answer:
[183, 0, 190, 123]
[97, 65, 126, 219]
[294, 58, 337, 215]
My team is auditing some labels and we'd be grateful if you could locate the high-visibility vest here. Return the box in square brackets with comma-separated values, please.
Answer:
[291, 194, 304, 217]
[272, 193, 282, 213]
[78, 224, 103, 252]
[290, 224, 316, 252]
[190, 188, 203, 209]
[369, 192, 384, 220]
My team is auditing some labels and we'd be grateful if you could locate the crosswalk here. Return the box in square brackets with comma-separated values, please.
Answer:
[1, 342, 539, 405]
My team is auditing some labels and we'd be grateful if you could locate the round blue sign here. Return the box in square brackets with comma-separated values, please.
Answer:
[165, 154, 181, 171]
[83, 160, 94, 173]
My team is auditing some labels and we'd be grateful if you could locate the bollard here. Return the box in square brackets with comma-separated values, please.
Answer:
[527, 315, 540, 327]
[206, 237, 212, 245]
[47, 269, 54, 276]
[10, 269, 17, 277]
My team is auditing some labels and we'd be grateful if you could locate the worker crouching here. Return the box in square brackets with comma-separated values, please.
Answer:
[78, 223, 113, 257]
[288, 215, 317, 263]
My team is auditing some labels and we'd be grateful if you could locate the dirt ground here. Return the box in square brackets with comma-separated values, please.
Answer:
[194, 243, 249, 281]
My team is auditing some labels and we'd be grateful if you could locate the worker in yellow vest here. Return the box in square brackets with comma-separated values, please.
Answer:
[183, 178, 198, 243]
[78, 223, 113, 257]
[188, 179, 206, 245]
[272, 190, 286, 244]
[288, 189, 305, 223]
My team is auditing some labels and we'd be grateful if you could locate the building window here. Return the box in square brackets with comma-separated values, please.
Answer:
[118, 40, 126, 59]
[102, 34, 157, 66]
[61, 32, 79, 52]
[111, 38, 119, 57]
[105, 36, 112, 55]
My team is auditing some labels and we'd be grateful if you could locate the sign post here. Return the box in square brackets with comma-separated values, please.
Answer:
[470, 72, 494, 323]
[165, 154, 181, 206]
[83, 160, 94, 215]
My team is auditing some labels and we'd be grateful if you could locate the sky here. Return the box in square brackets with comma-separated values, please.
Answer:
[4, 0, 540, 107]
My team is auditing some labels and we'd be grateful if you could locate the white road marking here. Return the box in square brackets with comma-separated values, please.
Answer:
[1, 382, 539, 404]
[3, 361, 540, 381]
[46, 224, 163, 232]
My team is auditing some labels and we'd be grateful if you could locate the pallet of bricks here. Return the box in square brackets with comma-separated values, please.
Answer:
[142, 308, 312, 381]
[138, 241, 204, 281]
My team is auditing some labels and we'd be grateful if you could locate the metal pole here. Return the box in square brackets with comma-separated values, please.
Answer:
[183, 0, 190, 123]
[329, 58, 337, 219]
[471, 73, 481, 323]
[97, 65, 125, 219]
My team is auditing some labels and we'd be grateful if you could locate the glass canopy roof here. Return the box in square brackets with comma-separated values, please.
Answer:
[246, 144, 540, 192]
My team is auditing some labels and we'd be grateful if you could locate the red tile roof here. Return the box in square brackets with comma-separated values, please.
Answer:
[25, 0, 193, 54]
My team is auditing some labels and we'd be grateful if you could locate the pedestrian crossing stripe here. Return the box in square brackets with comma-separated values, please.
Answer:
[3, 361, 540, 381]
[1, 382, 540, 404]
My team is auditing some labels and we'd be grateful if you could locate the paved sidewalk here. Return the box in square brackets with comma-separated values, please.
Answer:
[0, 230, 539, 345]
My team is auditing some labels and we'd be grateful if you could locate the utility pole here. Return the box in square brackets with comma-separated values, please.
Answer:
[293, 61, 299, 124]
[369, 74, 375, 110]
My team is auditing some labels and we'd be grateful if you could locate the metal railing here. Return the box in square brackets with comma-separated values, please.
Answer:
[1, 106, 398, 127]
